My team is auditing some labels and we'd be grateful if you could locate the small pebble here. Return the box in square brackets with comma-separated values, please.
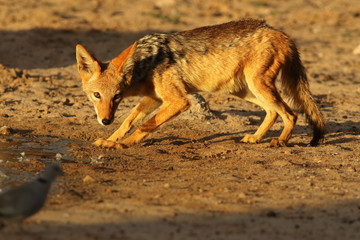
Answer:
[0, 170, 8, 178]
[55, 153, 62, 161]
[90, 157, 101, 165]
[0, 126, 12, 135]
[17, 152, 26, 162]
[237, 192, 246, 199]
[83, 175, 96, 183]
[353, 44, 360, 55]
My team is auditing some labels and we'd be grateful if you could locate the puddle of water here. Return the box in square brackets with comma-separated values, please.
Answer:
[0, 136, 77, 163]
[0, 136, 79, 188]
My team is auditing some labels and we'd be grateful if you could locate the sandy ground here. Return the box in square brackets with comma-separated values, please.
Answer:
[0, 0, 360, 239]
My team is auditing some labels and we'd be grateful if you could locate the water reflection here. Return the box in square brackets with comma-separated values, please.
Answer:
[0, 136, 76, 163]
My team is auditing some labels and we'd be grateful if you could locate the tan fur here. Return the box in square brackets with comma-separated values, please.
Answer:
[76, 19, 325, 149]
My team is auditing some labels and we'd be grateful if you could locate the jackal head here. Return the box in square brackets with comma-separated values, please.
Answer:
[75, 43, 136, 126]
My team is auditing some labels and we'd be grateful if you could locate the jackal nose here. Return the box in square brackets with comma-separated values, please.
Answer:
[102, 119, 111, 125]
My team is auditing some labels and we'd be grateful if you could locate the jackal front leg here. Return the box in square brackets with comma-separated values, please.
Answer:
[120, 98, 190, 147]
[93, 97, 162, 149]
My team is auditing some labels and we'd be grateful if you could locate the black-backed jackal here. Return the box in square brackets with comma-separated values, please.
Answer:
[76, 19, 325, 149]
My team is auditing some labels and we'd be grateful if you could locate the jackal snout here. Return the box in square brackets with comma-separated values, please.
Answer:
[97, 113, 114, 126]
[97, 113, 113, 126]
[93, 98, 118, 126]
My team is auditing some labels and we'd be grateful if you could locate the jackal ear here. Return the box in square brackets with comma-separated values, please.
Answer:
[111, 42, 137, 72]
[76, 44, 101, 83]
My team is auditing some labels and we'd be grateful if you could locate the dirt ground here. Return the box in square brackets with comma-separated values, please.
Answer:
[0, 0, 360, 239]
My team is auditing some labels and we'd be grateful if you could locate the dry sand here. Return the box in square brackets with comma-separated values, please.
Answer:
[0, 0, 360, 239]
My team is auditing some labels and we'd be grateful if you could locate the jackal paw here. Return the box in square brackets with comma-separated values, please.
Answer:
[269, 139, 287, 147]
[93, 138, 127, 149]
[241, 134, 262, 144]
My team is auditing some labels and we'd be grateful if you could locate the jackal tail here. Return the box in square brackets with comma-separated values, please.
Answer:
[281, 43, 325, 146]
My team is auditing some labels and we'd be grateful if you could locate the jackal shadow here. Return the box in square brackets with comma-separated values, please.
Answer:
[0, 28, 160, 69]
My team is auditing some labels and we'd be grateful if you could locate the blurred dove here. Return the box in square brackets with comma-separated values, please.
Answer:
[0, 164, 63, 228]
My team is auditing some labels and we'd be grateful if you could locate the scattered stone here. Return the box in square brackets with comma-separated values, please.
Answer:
[348, 166, 357, 172]
[237, 192, 246, 199]
[90, 156, 103, 165]
[0, 170, 8, 178]
[17, 152, 26, 162]
[83, 175, 96, 183]
[0, 126, 12, 135]
[353, 44, 360, 55]
[187, 93, 214, 120]
[55, 153, 62, 161]
[163, 183, 171, 188]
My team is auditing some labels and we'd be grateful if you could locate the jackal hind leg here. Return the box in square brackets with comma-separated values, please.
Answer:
[93, 96, 162, 149]
[240, 94, 279, 144]
[244, 66, 297, 147]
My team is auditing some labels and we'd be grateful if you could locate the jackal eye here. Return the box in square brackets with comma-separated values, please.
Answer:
[114, 93, 122, 100]
[93, 92, 101, 99]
